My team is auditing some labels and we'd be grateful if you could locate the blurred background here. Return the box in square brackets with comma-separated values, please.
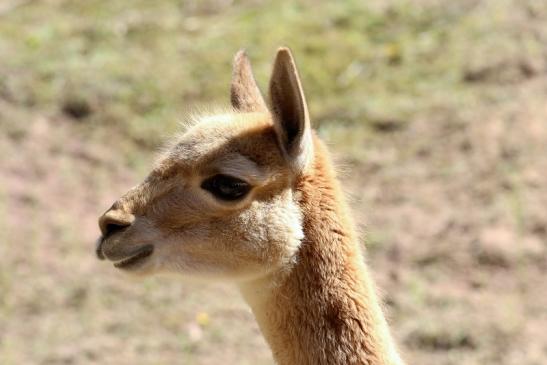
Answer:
[1, 0, 546, 364]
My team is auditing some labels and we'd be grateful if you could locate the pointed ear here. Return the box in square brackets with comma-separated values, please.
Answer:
[269, 47, 313, 171]
[230, 50, 267, 112]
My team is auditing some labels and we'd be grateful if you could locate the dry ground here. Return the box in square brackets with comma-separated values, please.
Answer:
[1, 1, 546, 364]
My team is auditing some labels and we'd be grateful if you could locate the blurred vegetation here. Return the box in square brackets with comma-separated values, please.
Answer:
[1, 0, 543, 157]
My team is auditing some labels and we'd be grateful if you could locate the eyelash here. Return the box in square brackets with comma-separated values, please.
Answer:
[200, 174, 251, 201]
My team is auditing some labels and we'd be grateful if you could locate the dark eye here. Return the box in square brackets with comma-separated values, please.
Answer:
[201, 174, 251, 201]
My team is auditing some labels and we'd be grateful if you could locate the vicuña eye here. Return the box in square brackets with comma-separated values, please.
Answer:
[201, 174, 251, 201]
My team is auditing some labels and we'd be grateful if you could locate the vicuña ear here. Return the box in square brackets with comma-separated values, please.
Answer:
[269, 47, 313, 172]
[231, 50, 267, 112]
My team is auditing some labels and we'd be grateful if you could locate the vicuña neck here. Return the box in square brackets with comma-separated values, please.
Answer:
[240, 137, 403, 365]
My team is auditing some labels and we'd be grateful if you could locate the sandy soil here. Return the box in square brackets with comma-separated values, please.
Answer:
[1, 1, 547, 363]
[1, 74, 546, 365]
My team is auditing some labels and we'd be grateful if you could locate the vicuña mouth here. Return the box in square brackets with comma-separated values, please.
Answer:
[114, 245, 154, 269]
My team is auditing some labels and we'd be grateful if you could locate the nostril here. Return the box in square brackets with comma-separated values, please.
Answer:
[105, 222, 129, 237]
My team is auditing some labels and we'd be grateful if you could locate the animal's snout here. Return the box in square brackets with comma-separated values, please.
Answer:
[98, 205, 135, 239]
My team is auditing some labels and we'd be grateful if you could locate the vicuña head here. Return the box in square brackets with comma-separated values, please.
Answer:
[97, 47, 404, 365]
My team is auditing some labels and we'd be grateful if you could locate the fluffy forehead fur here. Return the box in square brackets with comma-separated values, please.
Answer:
[155, 111, 287, 184]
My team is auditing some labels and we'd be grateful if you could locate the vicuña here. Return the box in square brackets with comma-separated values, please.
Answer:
[97, 47, 404, 365]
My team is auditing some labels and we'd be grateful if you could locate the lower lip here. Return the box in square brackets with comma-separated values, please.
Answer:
[96, 238, 105, 260]
[114, 245, 154, 269]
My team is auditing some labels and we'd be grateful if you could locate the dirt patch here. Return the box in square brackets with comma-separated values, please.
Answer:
[345, 75, 547, 365]
[2, 71, 546, 364]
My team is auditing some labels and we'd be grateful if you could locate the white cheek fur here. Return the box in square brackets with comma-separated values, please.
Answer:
[135, 188, 304, 281]
[237, 190, 304, 266]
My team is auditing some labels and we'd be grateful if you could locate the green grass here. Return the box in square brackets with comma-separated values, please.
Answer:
[3, 0, 538, 153]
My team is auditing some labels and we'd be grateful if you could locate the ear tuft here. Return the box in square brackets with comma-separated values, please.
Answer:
[231, 50, 267, 112]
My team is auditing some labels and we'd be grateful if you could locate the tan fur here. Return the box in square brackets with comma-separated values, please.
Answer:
[98, 48, 404, 364]
[241, 136, 403, 364]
